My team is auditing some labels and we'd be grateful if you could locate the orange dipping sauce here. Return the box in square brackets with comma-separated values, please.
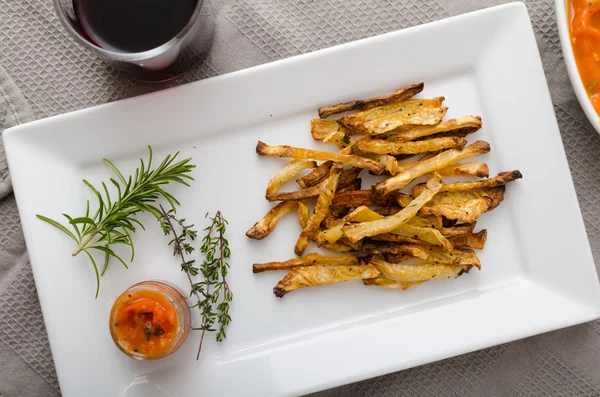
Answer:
[109, 281, 190, 360]
[569, 0, 600, 114]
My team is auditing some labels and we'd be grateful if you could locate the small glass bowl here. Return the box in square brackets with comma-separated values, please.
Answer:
[109, 280, 191, 360]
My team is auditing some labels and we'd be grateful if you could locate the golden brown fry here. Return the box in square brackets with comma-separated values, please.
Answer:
[422, 196, 492, 223]
[321, 242, 356, 253]
[413, 186, 505, 211]
[437, 162, 489, 178]
[331, 190, 410, 211]
[359, 152, 399, 175]
[318, 82, 424, 119]
[267, 182, 325, 202]
[340, 97, 445, 134]
[363, 277, 425, 290]
[322, 220, 345, 244]
[297, 161, 333, 188]
[297, 201, 310, 229]
[253, 253, 359, 273]
[412, 171, 522, 195]
[440, 171, 523, 191]
[337, 178, 362, 193]
[246, 201, 297, 240]
[372, 141, 491, 196]
[273, 264, 380, 297]
[387, 116, 482, 142]
[368, 256, 472, 282]
[343, 174, 444, 243]
[449, 230, 487, 250]
[295, 163, 343, 255]
[369, 243, 481, 269]
[441, 223, 476, 236]
[344, 206, 453, 250]
[266, 159, 316, 198]
[371, 234, 422, 244]
[338, 167, 362, 188]
[256, 141, 385, 174]
[354, 137, 467, 155]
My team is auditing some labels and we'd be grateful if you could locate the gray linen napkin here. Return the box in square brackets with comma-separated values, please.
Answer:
[2, 0, 600, 396]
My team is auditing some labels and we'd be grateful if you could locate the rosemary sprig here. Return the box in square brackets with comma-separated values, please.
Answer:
[37, 146, 195, 298]
[159, 207, 232, 360]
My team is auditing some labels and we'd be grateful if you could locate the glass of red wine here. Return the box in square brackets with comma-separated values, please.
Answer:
[53, 0, 214, 82]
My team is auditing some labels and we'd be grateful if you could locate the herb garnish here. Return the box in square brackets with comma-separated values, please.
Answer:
[36, 146, 195, 298]
[160, 206, 233, 360]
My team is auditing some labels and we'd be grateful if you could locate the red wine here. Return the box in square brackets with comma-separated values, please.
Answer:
[74, 0, 197, 53]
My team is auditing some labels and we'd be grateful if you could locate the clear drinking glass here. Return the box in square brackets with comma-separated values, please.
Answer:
[53, 0, 214, 82]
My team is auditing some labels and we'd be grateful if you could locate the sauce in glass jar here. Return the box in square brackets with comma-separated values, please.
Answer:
[109, 281, 190, 360]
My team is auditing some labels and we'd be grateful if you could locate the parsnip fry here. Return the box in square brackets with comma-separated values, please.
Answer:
[355, 137, 467, 156]
[387, 116, 482, 142]
[256, 141, 385, 173]
[363, 277, 425, 290]
[449, 230, 487, 250]
[273, 264, 380, 297]
[297, 161, 333, 188]
[318, 82, 424, 118]
[368, 256, 471, 282]
[360, 152, 399, 175]
[343, 174, 444, 243]
[295, 163, 343, 255]
[373, 141, 491, 196]
[267, 182, 325, 202]
[322, 220, 345, 244]
[253, 253, 359, 273]
[321, 242, 356, 253]
[246, 201, 297, 240]
[266, 159, 316, 198]
[412, 186, 506, 218]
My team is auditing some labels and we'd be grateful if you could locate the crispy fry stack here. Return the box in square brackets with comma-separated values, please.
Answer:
[247, 82, 522, 297]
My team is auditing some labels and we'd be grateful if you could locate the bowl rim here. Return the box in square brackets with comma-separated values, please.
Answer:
[555, 0, 600, 133]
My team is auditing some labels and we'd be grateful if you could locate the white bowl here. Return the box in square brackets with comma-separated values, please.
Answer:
[556, 0, 600, 132]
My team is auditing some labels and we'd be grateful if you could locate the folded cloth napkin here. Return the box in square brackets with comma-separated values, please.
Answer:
[0, 64, 33, 199]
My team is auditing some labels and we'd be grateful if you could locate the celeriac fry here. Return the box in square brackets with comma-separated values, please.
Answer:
[368, 255, 471, 282]
[337, 178, 362, 193]
[344, 206, 453, 250]
[310, 120, 355, 140]
[357, 105, 448, 136]
[412, 186, 506, 213]
[449, 230, 487, 250]
[273, 264, 380, 297]
[359, 152, 399, 175]
[295, 163, 343, 255]
[297, 201, 310, 229]
[371, 234, 422, 244]
[354, 136, 467, 155]
[367, 243, 481, 269]
[267, 181, 326, 202]
[411, 171, 522, 195]
[253, 253, 359, 273]
[297, 161, 333, 188]
[383, 252, 420, 263]
[331, 190, 409, 210]
[387, 116, 482, 142]
[321, 242, 356, 253]
[363, 277, 425, 290]
[437, 162, 489, 178]
[375, 205, 402, 216]
[372, 141, 491, 196]
[421, 196, 493, 223]
[256, 141, 385, 173]
[246, 201, 297, 240]
[343, 174, 444, 243]
[340, 97, 445, 132]
[266, 159, 316, 198]
[318, 82, 424, 118]
[441, 223, 476, 236]
[322, 220, 345, 244]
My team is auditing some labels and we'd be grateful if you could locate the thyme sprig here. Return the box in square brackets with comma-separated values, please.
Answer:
[37, 146, 195, 298]
[159, 207, 233, 360]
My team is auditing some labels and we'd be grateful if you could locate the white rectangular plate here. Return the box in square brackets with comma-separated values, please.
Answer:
[5, 3, 600, 396]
